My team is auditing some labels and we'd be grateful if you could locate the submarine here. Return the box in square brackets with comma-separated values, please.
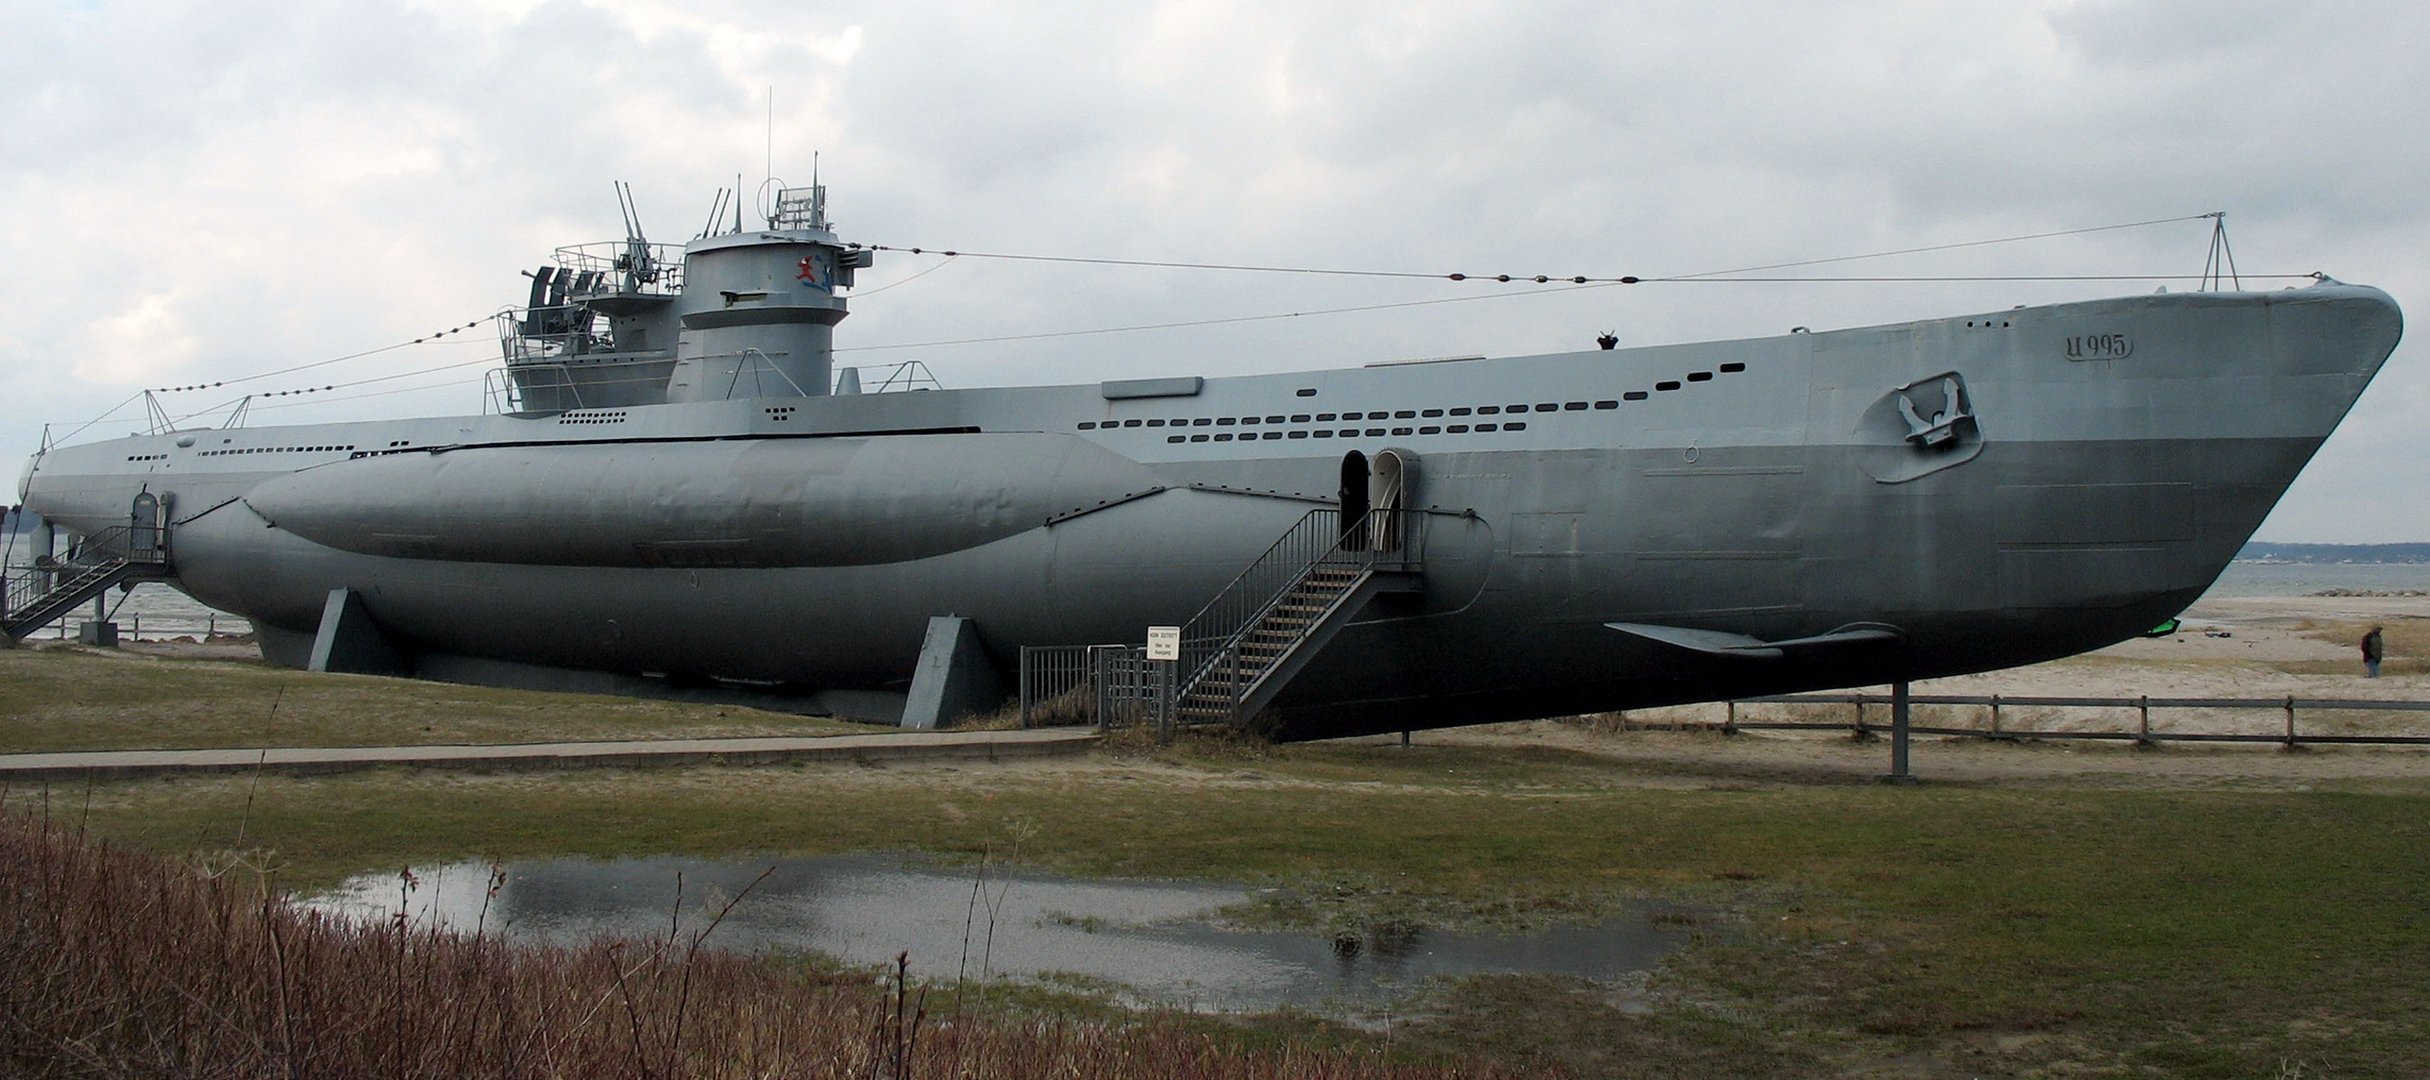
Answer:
[9, 183, 2404, 739]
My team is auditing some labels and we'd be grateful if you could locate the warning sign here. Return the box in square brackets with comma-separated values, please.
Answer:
[1145, 626, 1181, 661]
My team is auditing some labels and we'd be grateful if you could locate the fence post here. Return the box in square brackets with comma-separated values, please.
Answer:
[1092, 654, 1109, 733]
[1852, 699, 1866, 736]
[2284, 695, 2298, 750]
[1880, 681, 1916, 784]
[131, 614, 140, 641]
[1990, 694, 2002, 737]
[1724, 700, 1737, 735]
[2136, 695, 2151, 747]
[1157, 660, 1174, 746]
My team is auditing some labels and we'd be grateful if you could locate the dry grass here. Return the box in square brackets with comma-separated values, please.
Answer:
[0, 806, 1528, 1079]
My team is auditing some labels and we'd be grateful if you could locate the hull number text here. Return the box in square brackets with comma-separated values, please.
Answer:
[2064, 333, 2134, 361]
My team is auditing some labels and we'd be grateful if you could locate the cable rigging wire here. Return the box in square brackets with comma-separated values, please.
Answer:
[165, 351, 504, 427]
[839, 212, 2309, 351]
[147, 317, 496, 394]
[43, 211, 2293, 429]
[849, 211, 2287, 289]
[837, 280, 1627, 353]
[1650, 213, 2232, 280]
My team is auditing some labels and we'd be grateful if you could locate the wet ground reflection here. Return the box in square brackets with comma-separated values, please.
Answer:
[305, 853, 1685, 1012]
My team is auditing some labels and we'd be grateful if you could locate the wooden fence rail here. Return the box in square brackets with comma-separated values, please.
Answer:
[1647, 693, 2430, 748]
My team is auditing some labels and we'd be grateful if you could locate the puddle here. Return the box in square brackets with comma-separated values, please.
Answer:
[302, 853, 1687, 1012]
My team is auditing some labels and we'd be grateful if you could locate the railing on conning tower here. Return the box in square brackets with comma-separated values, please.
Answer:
[770, 185, 828, 231]
[552, 240, 689, 297]
[482, 359, 682, 414]
[501, 240, 690, 365]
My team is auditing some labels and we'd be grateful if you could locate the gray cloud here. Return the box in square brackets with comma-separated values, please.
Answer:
[5, 0, 2421, 541]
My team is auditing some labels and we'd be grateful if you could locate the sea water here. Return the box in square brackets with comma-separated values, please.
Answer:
[14, 581, 252, 640]
[2202, 560, 2430, 598]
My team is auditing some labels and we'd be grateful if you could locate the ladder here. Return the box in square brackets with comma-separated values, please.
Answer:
[3, 525, 173, 642]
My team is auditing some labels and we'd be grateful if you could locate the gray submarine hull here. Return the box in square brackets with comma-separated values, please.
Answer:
[20, 276, 2403, 739]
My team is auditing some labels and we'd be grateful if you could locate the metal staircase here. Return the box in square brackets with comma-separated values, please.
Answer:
[3, 525, 173, 642]
[1159, 506, 1424, 730]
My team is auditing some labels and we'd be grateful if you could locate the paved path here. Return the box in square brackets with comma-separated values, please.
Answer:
[0, 727, 1100, 781]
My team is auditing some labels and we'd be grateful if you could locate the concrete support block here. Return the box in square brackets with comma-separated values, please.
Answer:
[76, 622, 119, 647]
[307, 588, 411, 677]
[900, 615, 1003, 730]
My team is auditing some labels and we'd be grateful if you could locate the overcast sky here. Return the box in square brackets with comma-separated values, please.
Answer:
[5, 0, 2423, 542]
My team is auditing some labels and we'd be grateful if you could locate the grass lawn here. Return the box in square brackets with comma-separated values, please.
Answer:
[9, 646, 2427, 1076]
[0, 644, 862, 751]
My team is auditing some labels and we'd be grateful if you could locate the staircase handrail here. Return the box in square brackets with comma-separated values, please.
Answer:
[3, 524, 173, 634]
[1168, 506, 1426, 718]
[14, 525, 170, 569]
[1173, 508, 1336, 644]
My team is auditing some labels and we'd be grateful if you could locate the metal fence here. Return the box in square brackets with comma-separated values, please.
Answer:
[1625, 692, 2430, 748]
[1017, 643, 1187, 738]
[1018, 644, 1140, 728]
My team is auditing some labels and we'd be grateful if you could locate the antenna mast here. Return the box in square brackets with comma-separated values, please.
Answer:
[765, 85, 774, 220]
[2200, 212, 2241, 292]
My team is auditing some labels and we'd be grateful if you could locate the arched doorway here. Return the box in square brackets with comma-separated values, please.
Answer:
[1338, 451, 1370, 551]
[129, 491, 160, 558]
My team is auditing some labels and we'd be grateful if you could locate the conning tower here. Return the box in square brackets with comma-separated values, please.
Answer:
[665, 185, 873, 403]
[499, 184, 872, 411]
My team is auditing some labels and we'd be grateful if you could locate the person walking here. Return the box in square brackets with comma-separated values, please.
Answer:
[2362, 625, 2385, 678]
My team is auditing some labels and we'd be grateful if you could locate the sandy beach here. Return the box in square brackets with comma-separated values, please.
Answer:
[1407, 590, 2430, 790]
